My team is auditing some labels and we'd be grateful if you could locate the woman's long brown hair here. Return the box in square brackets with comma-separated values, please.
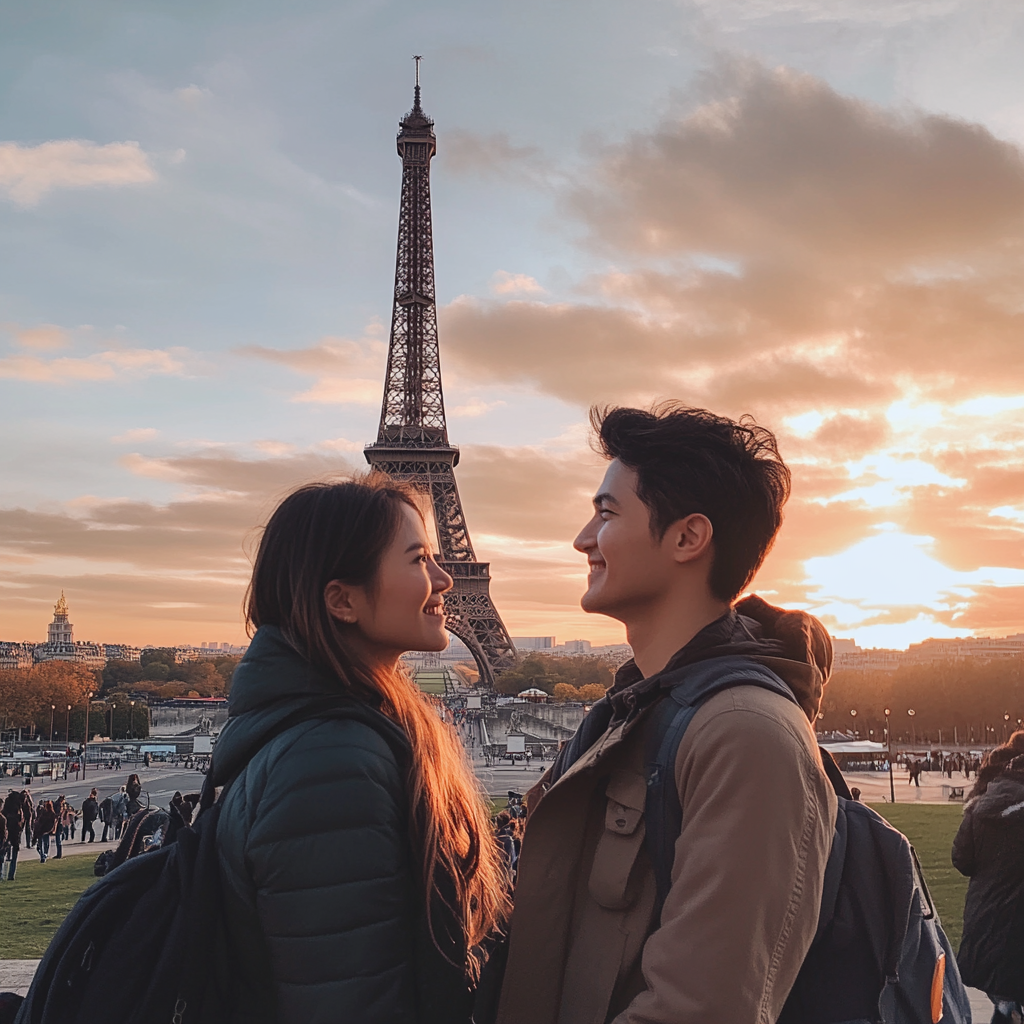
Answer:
[245, 476, 508, 976]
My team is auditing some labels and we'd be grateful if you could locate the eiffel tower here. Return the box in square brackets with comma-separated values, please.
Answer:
[364, 60, 516, 687]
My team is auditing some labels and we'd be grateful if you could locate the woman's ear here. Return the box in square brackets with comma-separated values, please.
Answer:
[324, 579, 359, 625]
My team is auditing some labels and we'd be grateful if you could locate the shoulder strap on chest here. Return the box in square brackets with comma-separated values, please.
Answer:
[643, 656, 800, 921]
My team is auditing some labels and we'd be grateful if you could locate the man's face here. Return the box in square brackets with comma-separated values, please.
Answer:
[573, 459, 676, 621]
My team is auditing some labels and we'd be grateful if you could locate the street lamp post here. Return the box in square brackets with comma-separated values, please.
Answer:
[82, 691, 93, 781]
[885, 707, 895, 803]
[129, 701, 135, 740]
[850, 709, 858, 738]
[65, 705, 70, 745]
[908, 708, 916, 747]
[49, 704, 55, 743]
[109, 703, 116, 741]
[1005, 712, 1011, 742]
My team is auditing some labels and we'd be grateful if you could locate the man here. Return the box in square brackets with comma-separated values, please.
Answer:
[1, 791, 23, 880]
[496, 405, 836, 1024]
[108, 786, 128, 840]
[80, 788, 98, 843]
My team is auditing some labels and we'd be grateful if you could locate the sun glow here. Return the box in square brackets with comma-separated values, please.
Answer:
[803, 529, 1024, 649]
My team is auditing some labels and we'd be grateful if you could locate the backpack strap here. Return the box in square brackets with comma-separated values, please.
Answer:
[644, 656, 801, 924]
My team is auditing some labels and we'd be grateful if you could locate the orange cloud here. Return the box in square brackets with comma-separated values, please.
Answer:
[0, 140, 157, 206]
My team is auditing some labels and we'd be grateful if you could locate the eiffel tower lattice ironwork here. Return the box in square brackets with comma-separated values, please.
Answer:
[365, 61, 516, 687]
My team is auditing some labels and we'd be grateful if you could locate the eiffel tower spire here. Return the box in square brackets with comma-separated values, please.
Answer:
[365, 62, 516, 686]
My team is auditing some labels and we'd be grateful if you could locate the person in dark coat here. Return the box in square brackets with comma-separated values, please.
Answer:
[80, 789, 99, 843]
[20, 791, 34, 847]
[213, 479, 508, 1024]
[953, 732, 1024, 1021]
[125, 773, 143, 815]
[2, 791, 25, 880]
[492, 812, 517, 887]
[33, 800, 57, 863]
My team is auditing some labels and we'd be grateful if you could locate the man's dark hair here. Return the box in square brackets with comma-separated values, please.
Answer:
[592, 403, 791, 602]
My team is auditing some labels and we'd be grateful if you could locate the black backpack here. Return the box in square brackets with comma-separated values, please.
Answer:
[645, 655, 971, 1024]
[15, 699, 391, 1024]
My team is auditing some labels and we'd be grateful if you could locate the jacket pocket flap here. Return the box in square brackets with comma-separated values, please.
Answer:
[604, 770, 646, 835]
[605, 769, 647, 812]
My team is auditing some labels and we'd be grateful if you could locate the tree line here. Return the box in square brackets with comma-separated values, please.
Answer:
[822, 658, 1024, 747]
[492, 654, 615, 700]
[102, 649, 240, 699]
[0, 649, 243, 742]
[0, 661, 108, 741]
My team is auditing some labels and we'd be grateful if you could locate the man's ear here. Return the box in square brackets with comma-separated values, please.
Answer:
[324, 579, 360, 624]
[665, 513, 714, 565]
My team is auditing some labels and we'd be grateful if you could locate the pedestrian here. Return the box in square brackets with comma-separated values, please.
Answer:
[80, 789, 98, 843]
[492, 405, 835, 1023]
[98, 794, 114, 842]
[110, 786, 129, 840]
[850, 786, 862, 802]
[953, 732, 1024, 1021]
[1, 791, 24, 880]
[169, 791, 192, 826]
[52, 796, 65, 859]
[125, 773, 143, 816]
[212, 478, 508, 1023]
[493, 811, 517, 887]
[21, 791, 34, 848]
[33, 800, 57, 863]
[0, 804, 7, 879]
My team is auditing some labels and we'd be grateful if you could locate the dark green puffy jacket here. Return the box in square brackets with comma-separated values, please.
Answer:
[213, 625, 472, 1024]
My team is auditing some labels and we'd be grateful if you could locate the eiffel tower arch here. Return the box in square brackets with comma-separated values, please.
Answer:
[365, 62, 516, 688]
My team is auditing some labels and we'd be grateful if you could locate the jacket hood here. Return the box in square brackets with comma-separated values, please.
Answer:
[968, 772, 1024, 819]
[212, 625, 403, 786]
[608, 595, 831, 724]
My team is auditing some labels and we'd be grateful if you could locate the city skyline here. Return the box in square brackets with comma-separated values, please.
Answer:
[3, 3, 1024, 650]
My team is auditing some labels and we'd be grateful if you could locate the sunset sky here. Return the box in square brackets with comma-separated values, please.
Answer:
[3, 0, 1024, 651]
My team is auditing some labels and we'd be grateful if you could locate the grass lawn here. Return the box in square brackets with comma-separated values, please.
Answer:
[870, 802, 968, 949]
[0, 855, 98, 958]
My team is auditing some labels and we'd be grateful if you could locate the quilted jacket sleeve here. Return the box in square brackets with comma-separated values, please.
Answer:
[244, 718, 418, 1024]
[951, 804, 976, 877]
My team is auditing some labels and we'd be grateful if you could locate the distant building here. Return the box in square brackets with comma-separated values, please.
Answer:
[905, 636, 1024, 663]
[103, 644, 141, 663]
[513, 637, 555, 651]
[197, 642, 249, 657]
[559, 639, 592, 655]
[831, 632, 1024, 672]
[0, 641, 35, 670]
[34, 592, 106, 668]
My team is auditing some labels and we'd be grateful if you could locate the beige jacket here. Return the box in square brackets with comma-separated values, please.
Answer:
[495, 669, 837, 1024]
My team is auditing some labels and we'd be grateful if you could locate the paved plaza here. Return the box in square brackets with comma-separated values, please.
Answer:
[844, 766, 973, 805]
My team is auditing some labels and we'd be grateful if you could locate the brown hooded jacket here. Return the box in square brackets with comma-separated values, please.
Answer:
[495, 597, 837, 1024]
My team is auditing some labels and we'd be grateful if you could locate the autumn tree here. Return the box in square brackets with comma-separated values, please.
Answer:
[494, 654, 614, 696]
[0, 661, 98, 739]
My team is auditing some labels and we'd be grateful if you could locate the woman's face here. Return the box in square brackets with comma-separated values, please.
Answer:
[326, 503, 453, 667]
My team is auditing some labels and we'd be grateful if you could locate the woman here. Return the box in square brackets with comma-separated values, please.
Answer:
[953, 731, 1024, 1022]
[33, 800, 57, 863]
[213, 477, 508, 1024]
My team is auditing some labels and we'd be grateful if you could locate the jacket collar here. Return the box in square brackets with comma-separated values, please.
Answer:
[212, 625, 400, 786]
[608, 596, 829, 726]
